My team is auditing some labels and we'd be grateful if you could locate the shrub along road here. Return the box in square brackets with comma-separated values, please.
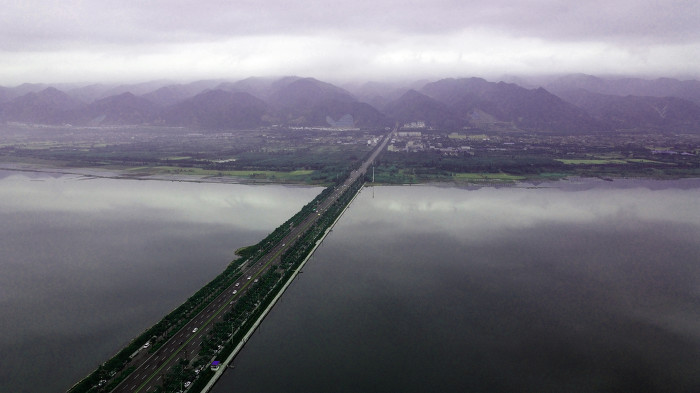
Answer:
[68, 128, 394, 393]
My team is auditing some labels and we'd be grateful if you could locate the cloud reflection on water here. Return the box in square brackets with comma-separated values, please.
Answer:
[361, 181, 700, 239]
[0, 171, 321, 393]
[0, 173, 321, 231]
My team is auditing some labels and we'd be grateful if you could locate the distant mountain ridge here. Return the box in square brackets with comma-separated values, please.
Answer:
[547, 74, 700, 104]
[2, 74, 700, 134]
[383, 89, 465, 129]
[78, 93, 161, 126]
[163, 90, 269, 129]
[418, 78, 605, 133]
[554, 89, 700, 133]
[0, 87, 83, 124]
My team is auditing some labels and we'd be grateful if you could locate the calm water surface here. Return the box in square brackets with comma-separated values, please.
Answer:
[0, 170, 321, 393]
[214, 178, 700, 393]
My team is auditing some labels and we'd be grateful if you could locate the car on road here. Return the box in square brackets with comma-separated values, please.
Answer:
[233, 290, 237, 295]
[192, 327, 198, 333]
[235, 282, 239, 287]
[247, 276, 251, 280]
[184, 381, 191, 388]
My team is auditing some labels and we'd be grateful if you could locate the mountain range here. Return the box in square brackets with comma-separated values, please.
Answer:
[2, 74, 700, 134]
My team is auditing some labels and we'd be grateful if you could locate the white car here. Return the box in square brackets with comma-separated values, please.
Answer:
[192, 327, 198, 333]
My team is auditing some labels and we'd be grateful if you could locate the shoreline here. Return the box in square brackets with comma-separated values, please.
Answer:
[2, 162, 699, 189]
[0, 163, 305, 185]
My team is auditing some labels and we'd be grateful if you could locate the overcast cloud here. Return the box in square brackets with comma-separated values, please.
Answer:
[1, 0, 699, 85]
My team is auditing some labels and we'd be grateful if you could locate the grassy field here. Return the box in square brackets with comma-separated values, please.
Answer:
[127, 166, 315, 181]
[556, 159, 629, 165]
[373, 170, 573, 184]
[556, 158, 673, 165]
[3, 126, 697, 186]
[454, 172, 528, 181]
[625, 159, 673, 164]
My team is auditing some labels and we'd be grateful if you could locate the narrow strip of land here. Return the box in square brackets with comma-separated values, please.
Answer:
[68, 127, 393, 393]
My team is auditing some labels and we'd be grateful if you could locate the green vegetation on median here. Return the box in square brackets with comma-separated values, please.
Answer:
[67, 168, 364, 393]
[154, 177, 366, 392]
[67, 255, 250, 393]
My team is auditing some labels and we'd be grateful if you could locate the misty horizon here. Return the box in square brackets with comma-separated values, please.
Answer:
[3, 72, 700, 91]
[4, 73, 700, 134]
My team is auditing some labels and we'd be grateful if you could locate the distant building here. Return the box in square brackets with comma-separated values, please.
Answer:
[406, 140, 424, 151]
[402, 121, 425, 129]
[398, 131, 422, 137]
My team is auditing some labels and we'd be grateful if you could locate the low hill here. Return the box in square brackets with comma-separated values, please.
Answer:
[0, 87, 84, 124]
[547, 74, 700, 105]
[266, 77, 387, 127]
[163, 89, 270, 129]
[383, 89, 465, 129]
[555, 89, 700, 133]
[421, 78, 604, 133]
[75, 92, 161, 125]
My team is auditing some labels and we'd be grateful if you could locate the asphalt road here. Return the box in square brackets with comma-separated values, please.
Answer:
[110, 128, 394, 393]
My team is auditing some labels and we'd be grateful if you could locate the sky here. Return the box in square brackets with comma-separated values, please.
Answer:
[1, 0, 699, 85]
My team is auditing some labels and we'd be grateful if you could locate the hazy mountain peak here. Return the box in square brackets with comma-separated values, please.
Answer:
[269, 77, 356, 110]
[3, 75, 700, 133]
[0, 86, 83, 123]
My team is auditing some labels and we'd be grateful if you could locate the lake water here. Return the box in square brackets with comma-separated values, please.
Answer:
[213, 179, 700, 393]
[0, 170, 321, 393]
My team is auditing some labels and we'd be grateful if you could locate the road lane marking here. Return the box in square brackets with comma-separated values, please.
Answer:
[128, 175, 356, 392]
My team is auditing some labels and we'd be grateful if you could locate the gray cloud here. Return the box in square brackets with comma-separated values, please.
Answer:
[1, 0, 698, 83]
[4, 0, 698, 46]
